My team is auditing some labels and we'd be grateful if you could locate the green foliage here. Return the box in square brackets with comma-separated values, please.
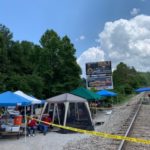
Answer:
[1, 24, 149, 100]
[79, 78, 86, 88]
[113, 62, 150, 96]
[115, 94, 135, 105]
[39, 30, 81, 96]
[90, 87, 97, 92]
[0, 25, 81, 98]
[138, 72, 150, 86]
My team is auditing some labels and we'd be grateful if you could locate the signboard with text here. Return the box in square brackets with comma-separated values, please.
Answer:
[87, 75, 113, 89]
[86, 61, 112, 75]
[86, 61, 113, 90]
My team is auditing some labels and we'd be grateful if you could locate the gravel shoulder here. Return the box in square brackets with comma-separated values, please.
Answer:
[63, 93, 144, 150]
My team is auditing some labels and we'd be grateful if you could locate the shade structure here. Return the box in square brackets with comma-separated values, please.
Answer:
[96, 90, 117, 97]
[70, 87, 102, 101]
[0, 91, 31, 106]
[43, 93, 94, 131]
[135, 87, 150, 92]
[47, 93, 87, 103]
[14, 90, 42, 104]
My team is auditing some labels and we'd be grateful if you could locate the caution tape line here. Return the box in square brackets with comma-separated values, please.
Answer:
[26, 116, 150, 145]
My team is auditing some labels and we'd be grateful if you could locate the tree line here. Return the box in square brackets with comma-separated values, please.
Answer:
[113, 62, 150, 95]
[0, 24, 150, 99]
[0, 24, 81, 98]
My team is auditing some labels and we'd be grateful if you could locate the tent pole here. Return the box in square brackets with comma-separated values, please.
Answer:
[85, 102, 93, 126]
[24, 106, 27, 142]
[63, 102, 69, 126]
[40, 102, 48, 120]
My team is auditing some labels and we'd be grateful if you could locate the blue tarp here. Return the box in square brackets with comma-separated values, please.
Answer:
[135, 87, 150, 92]
[0, 91, 31, 106]
[96, 90, 117, 97]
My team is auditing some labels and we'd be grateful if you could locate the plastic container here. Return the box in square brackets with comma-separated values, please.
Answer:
[5, 126, 12, 132]
[11, 126, 20, 132]
[14, 116, 22, 125]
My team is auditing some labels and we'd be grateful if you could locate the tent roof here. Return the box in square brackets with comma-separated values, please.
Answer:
[47, 93, 87, 103]
[96, 90, 117, 97]
[14, 90, 42, 104]
[0, 91, 31, 106]
[135, 87, 150, 92]
[70, 87, 102, 101]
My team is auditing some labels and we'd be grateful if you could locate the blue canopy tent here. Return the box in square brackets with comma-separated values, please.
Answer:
[135, 87, 150, 92]
[0, 91, 31, 106]
[96, 90, 117, 97]
[14, 90, 43, 115]
[96, 90, 118, 106]
[0, 91, 31, 141]
[14, 91, 42, 104]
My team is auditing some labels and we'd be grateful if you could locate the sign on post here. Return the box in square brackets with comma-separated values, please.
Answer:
[86, 61, 113, 90]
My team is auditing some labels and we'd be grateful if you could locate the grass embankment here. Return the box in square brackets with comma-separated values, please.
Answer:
[113, 93, 136, 106]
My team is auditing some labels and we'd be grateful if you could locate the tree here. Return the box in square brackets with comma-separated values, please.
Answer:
[40, 30, 81, 96]
[0, 25, 81, 98]
[113, 62, 148, 94]
[80, 78, 86, 88]
[58, 36, 81, 91]
[0, 24, 12, 49]
[0, 24, 13, 73]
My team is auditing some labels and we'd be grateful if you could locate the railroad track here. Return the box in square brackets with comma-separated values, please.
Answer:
[107, 102, 141, 150]
[122, 104, 150, 150]
[107, 93, 150, 150]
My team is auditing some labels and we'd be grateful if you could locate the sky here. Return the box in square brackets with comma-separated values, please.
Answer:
[0, 0, 150, 77]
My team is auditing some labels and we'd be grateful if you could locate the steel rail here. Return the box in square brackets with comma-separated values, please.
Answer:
[117, 100, 142, 150]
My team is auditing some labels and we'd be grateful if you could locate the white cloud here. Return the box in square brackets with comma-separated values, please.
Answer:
[99, 14, 150, 72]
[76, 35, 85, 41]
[130, 8, 140, 16]
[79, 35, 85, 40]
[77, 47, 105, 77]
[77, 15, 150, 76]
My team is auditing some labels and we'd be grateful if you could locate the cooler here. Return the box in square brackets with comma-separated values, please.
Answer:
[14, 116, 22, 125]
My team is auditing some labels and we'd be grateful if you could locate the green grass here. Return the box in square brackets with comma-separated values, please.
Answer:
[113, 94, 136, 106]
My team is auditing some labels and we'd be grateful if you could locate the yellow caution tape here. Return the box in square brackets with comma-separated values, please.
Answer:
[27, 116, 150, 145]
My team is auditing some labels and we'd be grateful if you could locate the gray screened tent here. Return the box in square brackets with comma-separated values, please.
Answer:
[41, 93, 94, 131]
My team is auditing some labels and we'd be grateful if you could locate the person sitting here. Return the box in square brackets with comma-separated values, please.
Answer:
[27, 116, 37, 137]
[38, 115, 52, 135]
